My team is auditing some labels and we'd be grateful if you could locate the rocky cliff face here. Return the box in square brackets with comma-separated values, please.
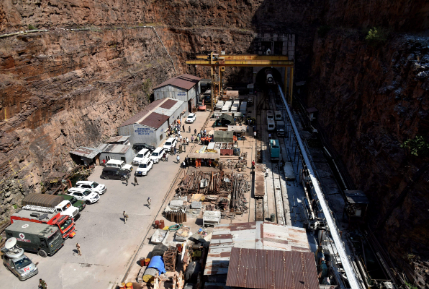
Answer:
[307, 30, 429, 286]
[0, 27, 175, 217]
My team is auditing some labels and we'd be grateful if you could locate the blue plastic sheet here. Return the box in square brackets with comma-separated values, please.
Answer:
[147, 255, 166, 274]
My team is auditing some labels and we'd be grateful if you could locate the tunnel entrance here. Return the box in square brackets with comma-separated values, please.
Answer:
[254, 67, 283, 90]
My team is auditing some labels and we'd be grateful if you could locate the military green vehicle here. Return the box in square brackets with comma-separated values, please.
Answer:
[5, 220, 64, 257]
[58, 194, 86, 212]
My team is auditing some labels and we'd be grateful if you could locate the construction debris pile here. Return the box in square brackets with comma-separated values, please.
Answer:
[174, 171, 250, 218]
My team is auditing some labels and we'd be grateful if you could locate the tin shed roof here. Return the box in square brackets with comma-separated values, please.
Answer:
[160, 99, 178, 109]
[69, 147, 101, 159]
[140, 112, 170, 129]
[226, 248, 319, 289]
[153, 74, 201, 90]
[100, 144, 131, 154]
[119, 99, 164, 127]
[204, 222, 310, 276]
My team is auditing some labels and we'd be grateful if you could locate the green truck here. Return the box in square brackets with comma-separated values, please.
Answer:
[5, 220, 64, 257]
[58, 194, 86, 212]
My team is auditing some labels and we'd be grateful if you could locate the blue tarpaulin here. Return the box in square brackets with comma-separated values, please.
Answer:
[148, 256, 166, 274]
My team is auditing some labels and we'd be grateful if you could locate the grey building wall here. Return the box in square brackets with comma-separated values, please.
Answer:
[99, 148, 134, 164]
[118, 122, 170, 148]
[154, 85, 199, 109]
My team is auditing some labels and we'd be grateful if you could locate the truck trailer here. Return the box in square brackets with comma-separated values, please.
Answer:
[5, 220, 64, 257]
[21, 194, 80, 220]
[11, 210, 76, 239]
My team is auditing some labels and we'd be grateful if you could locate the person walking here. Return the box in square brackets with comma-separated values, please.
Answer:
[191, 135, 194, 143]
[174, 146, 177, 155]
[123, 211, 128, 224]
[176, 155, 180, 164]
[134, 175, 139, 186]
[194, 128, 197, 135]
[182, 125, 185, 132]
[39, 278, 47, 289]
[147, 197, 151, 209]
[125, 175, 129, 186]
[186, 137, 189, 145]
[76, 243, 82, 256]
[188, 126, 191, 133]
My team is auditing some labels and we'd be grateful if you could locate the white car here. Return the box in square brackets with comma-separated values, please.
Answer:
[135, 158, 153, 176]
[186, 113, 196, 123]
[105, 159, 132, 171]
[150, 148, 165, 164]
[67, 188, 100, 204]
[133, 149, 151, 165]
[76, 181, 106, 195]
[163, 138, 177, 152]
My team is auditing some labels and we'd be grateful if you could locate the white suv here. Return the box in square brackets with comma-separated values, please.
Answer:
[76, 181, 106, 195]
[163, 138, 176, 152]
[132, 149, 151, 165]
[135, 158, 153, 176]
[150, 148, 165, 164]
[105, 159, 132, 171]
[67, 188, 100, 204]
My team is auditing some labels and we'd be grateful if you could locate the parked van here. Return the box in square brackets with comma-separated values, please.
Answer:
[132, 149, 151, 165]
[163, 138, 177, 152]
[267, 119, 276, 131]
[105, 159, 132, 171]
[274, 110, 282, 121]
[100, 167, 130, 180]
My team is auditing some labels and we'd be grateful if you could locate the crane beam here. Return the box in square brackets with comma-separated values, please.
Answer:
[186, 59, 293, 67]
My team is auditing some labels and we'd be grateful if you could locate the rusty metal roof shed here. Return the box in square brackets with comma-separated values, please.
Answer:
[69, 147, 101, 159]
[119, 99, 164, 127]
[140, 112, 170, 129]
[226, 248, 319, 289]
[204, 221, 310, 276]
[100, 144, 131, 154]
[160, 99, 178, 109]
[153, 74, 201, 90]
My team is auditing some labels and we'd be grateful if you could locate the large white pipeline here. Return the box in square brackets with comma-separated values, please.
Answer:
[278, 85, 360, 289]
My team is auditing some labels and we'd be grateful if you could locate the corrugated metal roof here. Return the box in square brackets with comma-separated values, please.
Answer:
[100, 144, 131, 154]
[160, 99, 178, 109]
[119, 98, 184, 129]
[106, 136, 130, 144]
[140, 112, 170, 129]
[69, 147, 101, 159]
[204, 222, 310, 276]
[153, 74, 201, 90]
[119, 99, 164, 127]
[22, 194, 64, 207]
[226, 248, 319, 289]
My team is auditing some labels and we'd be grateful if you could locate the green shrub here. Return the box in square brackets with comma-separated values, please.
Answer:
[365, 27, 388, 46]
[28, 24, 37, 30]
[317, 25, 331, 38]
[401, 136, 429, 157]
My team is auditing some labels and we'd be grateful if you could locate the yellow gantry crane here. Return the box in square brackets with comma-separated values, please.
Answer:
[186, 52, 294, 109]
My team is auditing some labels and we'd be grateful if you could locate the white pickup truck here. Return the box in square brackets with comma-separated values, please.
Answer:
[22, 200, 80, 220]
[105, 159, 133, 171]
